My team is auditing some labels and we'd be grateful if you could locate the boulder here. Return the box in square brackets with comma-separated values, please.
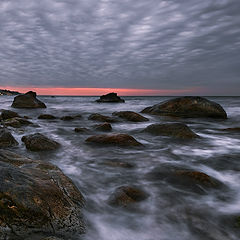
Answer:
[143, 123, 199, 139]
[88, 113, 117, 123]
[1, 110, 20, 120]
[74, 127, 90, 133]
[108, 186, 148, 207]
[3, 117, 32, 128]
[22, 133, 60, 151]
[60, 115, 82, 121]
[0, 150, 85, 239]
[0, 129, 18, 148]
[94, 122, 112, 132]
[11, 91, 46, 109]
[141, 96, 227, 119]
[96, 92, 125, 103]
[112, 111, 149, 122]
[85, 134, 143, 147]
[38, 114, 57, 120]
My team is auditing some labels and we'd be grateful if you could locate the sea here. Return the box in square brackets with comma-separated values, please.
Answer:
[1, 96, 240, 240]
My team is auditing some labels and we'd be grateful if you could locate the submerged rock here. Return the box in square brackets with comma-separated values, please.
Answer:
[86, 134, 143, 147]
[102, 161, 134, 168]
[0, 129, 18, 148]
[0, 150, 85, 239]
[60, 115, 82, 121]
[108, 186, 148, 207]
[88, 113, 117, 123]
[141, 96, 227, 119]
[74, 127, 90, 133]
[38, 114, 57, 120]
[96, 92, 125, 103]
[94, 122, 112, 132]
[11, 91, 46, 109]
[143, 123, 199, 139]
[22, 133, 60, 151]
[1, 110, 20, 120]
[112, 111, 149, 122]
[220, 127, 240, 132]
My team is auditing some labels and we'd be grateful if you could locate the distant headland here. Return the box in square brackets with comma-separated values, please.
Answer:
[0, 89, 21, 96]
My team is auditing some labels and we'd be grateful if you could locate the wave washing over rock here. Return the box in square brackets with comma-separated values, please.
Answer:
[0, 94, 240, 240]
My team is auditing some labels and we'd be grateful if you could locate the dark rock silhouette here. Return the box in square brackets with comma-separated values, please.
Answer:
[0, 150, 85, 239]
[60, 115, 82, 121]
[86, 134, 143, 147]
[108, 186, 148, 207]
[143, 123, 199, 139]
[38, 114, 57, 119]
[22, 133, 60, 151]
[11, 91, 46, 108]
[0, 129, 18, 148]
[112, 111, 149, 122]
[96, 92, 125, 103]
[88, 113, 117, 123]
[142, 96, 227, 119]
[1, 110, 20, 120]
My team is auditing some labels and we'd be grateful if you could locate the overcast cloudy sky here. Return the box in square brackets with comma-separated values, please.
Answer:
[0, 0, 239, 95]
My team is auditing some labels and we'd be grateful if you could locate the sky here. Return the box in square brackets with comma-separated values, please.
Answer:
[0, 0, 239, 95]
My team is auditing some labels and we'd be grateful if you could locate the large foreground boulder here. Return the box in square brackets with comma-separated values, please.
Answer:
[141, 96, 227, 119]
[96, 93, 125, 103]
[0, 150, 85, 239]
[22, 133, 60, 151]
[11, 91, 46, 108]
[143, 123, 199, 139]
[0, 129, 18, 148]
[112, 111, 149, 122]
[86, 134, 143, 147]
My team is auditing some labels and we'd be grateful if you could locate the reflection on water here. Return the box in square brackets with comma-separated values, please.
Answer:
[1, 96, 240, 240]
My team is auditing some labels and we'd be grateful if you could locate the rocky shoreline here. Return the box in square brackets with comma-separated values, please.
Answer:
[0, 92, 239, 239]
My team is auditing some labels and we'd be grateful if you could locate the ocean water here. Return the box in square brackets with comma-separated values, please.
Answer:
[1, 96, 240, 240]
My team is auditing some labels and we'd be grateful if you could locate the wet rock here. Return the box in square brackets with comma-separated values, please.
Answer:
[3, 117, 32, 128]
[40, 237, 64, 240]
[22, 133, 60, 151]
[102, 161, 134, 168]
[60, 115, 82, 121]
[112, 111, 149, 122]
[88, 113, 117, 123]
[86, 134, 143, 147]
[0, 150, 85, 239]
[0, 129, 18, 148]
[108, 186, 148, 207]
[96, 92, 125, 103]
[141, 96, 227, 119]
[11, 91, 46, 108]
[221, 127, 240, 132]
[143, 123, 199, 139]
[74, 127, 90, 133]
[94, 122, 112, 132]
[1, 110, 20, 120]
[38, 114, 57, 120]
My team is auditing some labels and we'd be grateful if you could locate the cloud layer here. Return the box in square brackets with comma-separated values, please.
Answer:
[0, 0, 239, 94]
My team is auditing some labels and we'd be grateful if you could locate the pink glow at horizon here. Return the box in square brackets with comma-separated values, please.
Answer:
[0, 86, 203, 96]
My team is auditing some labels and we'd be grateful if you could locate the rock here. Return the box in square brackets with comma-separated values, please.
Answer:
[108, 186, 148, 207]
[0, 129, 18, 148]
[102, 161, 134, 168]
[22, 133, 60, 151]
[141, 96, 227, 119]
[88, 113, 117, 123]
[40, 237, 64, 240]
[221, 127, 240, 132]
[1, 110, 20, 120]
[60, 115, 82, 121]
[86, 134, 143, 147]
[112, 111, 149, 122]
[38, 114, 57, 120]
[0, 150, 85, 239]
[74, 127, 90, 133]
[96, 92, 125, 103]
[143, 123, 199, 139]
[11, 91, 46, 109]
[3, 117, 32, 128]
[94, 122, 112, 132]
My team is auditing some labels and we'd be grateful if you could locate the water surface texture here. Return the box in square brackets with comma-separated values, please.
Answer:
[1, 96, 240, 240]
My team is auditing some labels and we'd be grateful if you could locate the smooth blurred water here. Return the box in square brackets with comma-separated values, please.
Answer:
[1, 96, 240, 240]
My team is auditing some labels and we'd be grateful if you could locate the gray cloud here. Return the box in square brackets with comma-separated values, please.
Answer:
[0, 0, 240, 94]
